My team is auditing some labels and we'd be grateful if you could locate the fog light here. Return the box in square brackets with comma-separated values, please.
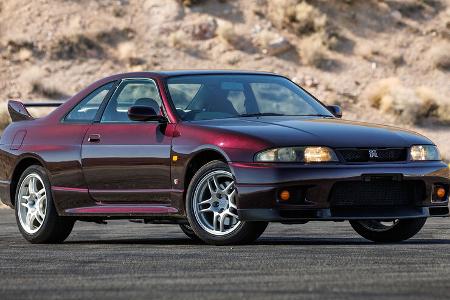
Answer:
[280, 190, 290, 201]
[436, 187, 446, 199]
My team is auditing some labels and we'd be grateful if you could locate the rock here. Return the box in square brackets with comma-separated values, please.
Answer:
[263, 35, 291, 55]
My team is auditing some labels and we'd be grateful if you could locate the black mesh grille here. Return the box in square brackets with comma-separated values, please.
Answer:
[329, 180, 425, 207]
[337, 148, 407, 163]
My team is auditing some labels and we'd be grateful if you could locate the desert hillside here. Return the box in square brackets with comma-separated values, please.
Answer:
[0, 0, 449, 160]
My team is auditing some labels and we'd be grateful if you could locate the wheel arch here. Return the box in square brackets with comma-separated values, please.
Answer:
[10, 155, 46, 207]
[183, 148, 229, 192]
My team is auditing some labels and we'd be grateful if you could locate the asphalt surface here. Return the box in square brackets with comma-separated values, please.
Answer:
[0, 208, 449, 300]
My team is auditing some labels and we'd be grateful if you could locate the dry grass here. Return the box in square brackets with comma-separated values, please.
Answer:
[268, 0, 327, 35]
[168, 30, 189, 49]
[299, 33, 328, 67]
[355, 43, 376, 60]
[21, 67, 67, 99]
[116, 41, 145, 66]
[428, 42, 450, 71]
[362, 78, 447, 124]
[217, 22, 239, 46]
[179, 0, 203, 7]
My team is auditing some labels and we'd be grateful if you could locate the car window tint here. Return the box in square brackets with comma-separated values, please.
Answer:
[168, 84, 201, 109]
[65, 82, 114, 122]
[227, 90, 246, 114]
[250, 83, 317, 115]
[167, 75, 331, 121]
[101, 80, 162, 123]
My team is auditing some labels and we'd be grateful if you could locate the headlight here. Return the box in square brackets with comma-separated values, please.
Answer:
[255, 147, 338, 163]
[410, 145, 440, 161]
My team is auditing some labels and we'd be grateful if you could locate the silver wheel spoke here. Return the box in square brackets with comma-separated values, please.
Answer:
[225, 209, 238, 219]
[35, 211, 44, 224]
[28, 177, 36, 194]
[37, 188, 45, 197]
[200, 207, 212, 213]
[198, 197, 213, 206]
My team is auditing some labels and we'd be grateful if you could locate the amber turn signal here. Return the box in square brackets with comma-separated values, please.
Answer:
[436, 187, 446, 199]
[279, 190, 290, 201]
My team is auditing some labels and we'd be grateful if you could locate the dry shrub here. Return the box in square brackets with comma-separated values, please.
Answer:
[49, 35, 104, 60]
[416, 86, 450, 124]
[299, 33, 328, 67]
[49, 27, 134, 60]
[168, 30, 189, 49]
[21, 67, 68, 99]
[363, 78, 446, 124]
[268, 0, 327, 35]
[217, 22, 239, 46]
[116, 42, 145, 66]
[428, 43, 450, 71]
[179, 0, 203, 6]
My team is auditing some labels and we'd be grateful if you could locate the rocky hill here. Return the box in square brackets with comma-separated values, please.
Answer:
[0, 0, 449, 160]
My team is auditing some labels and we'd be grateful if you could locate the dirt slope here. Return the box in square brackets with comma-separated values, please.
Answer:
[0, 0, 449, 159]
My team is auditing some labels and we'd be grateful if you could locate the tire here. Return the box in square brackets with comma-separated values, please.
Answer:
[15, 165, 75, 243]
[185, 160, 268, 245]
[350, 218, 427, 243]
[179, 224, 201, 242]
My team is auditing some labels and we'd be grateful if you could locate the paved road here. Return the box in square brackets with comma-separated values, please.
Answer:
[0, 208, 449, 300]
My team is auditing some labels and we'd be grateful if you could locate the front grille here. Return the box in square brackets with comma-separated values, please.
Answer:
[329, 180, 425, 207]
[337, 148, 407, 163]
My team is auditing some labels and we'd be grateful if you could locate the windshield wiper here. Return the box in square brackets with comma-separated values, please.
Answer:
[239, 113, 285, 117]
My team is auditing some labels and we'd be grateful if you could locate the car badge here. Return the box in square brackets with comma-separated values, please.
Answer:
[369, 149, 379, 158]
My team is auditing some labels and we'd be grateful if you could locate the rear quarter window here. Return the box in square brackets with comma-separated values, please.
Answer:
[64, 82, 114, 122]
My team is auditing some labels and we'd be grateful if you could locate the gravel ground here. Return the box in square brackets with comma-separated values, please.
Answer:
[0, 208, 449, 300]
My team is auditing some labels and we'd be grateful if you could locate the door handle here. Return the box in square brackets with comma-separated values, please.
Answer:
[88, 134, 101, 143]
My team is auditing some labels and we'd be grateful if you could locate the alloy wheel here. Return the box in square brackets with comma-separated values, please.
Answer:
[17, 173, 47, 234]
[192, 170, 241, 236]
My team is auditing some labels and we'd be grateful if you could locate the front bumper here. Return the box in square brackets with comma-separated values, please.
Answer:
[231, 161, 449, 222]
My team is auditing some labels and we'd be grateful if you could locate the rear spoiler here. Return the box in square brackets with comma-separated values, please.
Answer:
[8, 100, 64, 121]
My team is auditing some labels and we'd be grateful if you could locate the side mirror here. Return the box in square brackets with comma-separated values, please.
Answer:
[128, 105, 167, 123]
[326, 105, 342, 118]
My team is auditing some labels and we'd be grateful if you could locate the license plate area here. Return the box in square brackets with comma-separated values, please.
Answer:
[361, 173, 403, 182]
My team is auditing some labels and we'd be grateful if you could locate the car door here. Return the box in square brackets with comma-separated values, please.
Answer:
[81, 78, 173, 204]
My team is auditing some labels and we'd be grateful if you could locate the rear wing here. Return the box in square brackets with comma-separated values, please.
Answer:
[8, 100, 64, 121]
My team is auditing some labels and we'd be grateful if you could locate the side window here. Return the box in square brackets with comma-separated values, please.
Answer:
[101, 80, 162, 123]
[65, 82, 114, 122]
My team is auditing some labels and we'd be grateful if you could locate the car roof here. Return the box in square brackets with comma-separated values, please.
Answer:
[108, 70, 281, 80]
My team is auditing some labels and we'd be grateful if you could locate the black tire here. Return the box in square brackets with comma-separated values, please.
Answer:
[186, 160, 268, 246]
[15, 165, 75, 243]
[350, 218, 427, 243]
[179, 224, 201, 242]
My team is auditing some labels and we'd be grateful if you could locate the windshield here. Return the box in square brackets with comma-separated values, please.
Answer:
[166, 74, 332, 121]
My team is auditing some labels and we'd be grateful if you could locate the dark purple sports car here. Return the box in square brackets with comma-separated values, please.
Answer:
[0, 71, 448, 245]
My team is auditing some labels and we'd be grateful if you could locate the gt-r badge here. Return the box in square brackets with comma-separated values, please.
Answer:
[369, 149, 379, 158]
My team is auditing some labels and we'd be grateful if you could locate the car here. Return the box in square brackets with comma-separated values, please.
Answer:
[0, 70, 448, 245]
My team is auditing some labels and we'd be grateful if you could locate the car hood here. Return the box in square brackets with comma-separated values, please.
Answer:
[190, 116, 433, 148]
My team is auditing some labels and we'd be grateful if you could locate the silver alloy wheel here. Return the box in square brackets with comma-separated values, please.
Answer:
[17, 173, 47, 234]
[193, 170, 241, 236]
[358, 220, 399, 232]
